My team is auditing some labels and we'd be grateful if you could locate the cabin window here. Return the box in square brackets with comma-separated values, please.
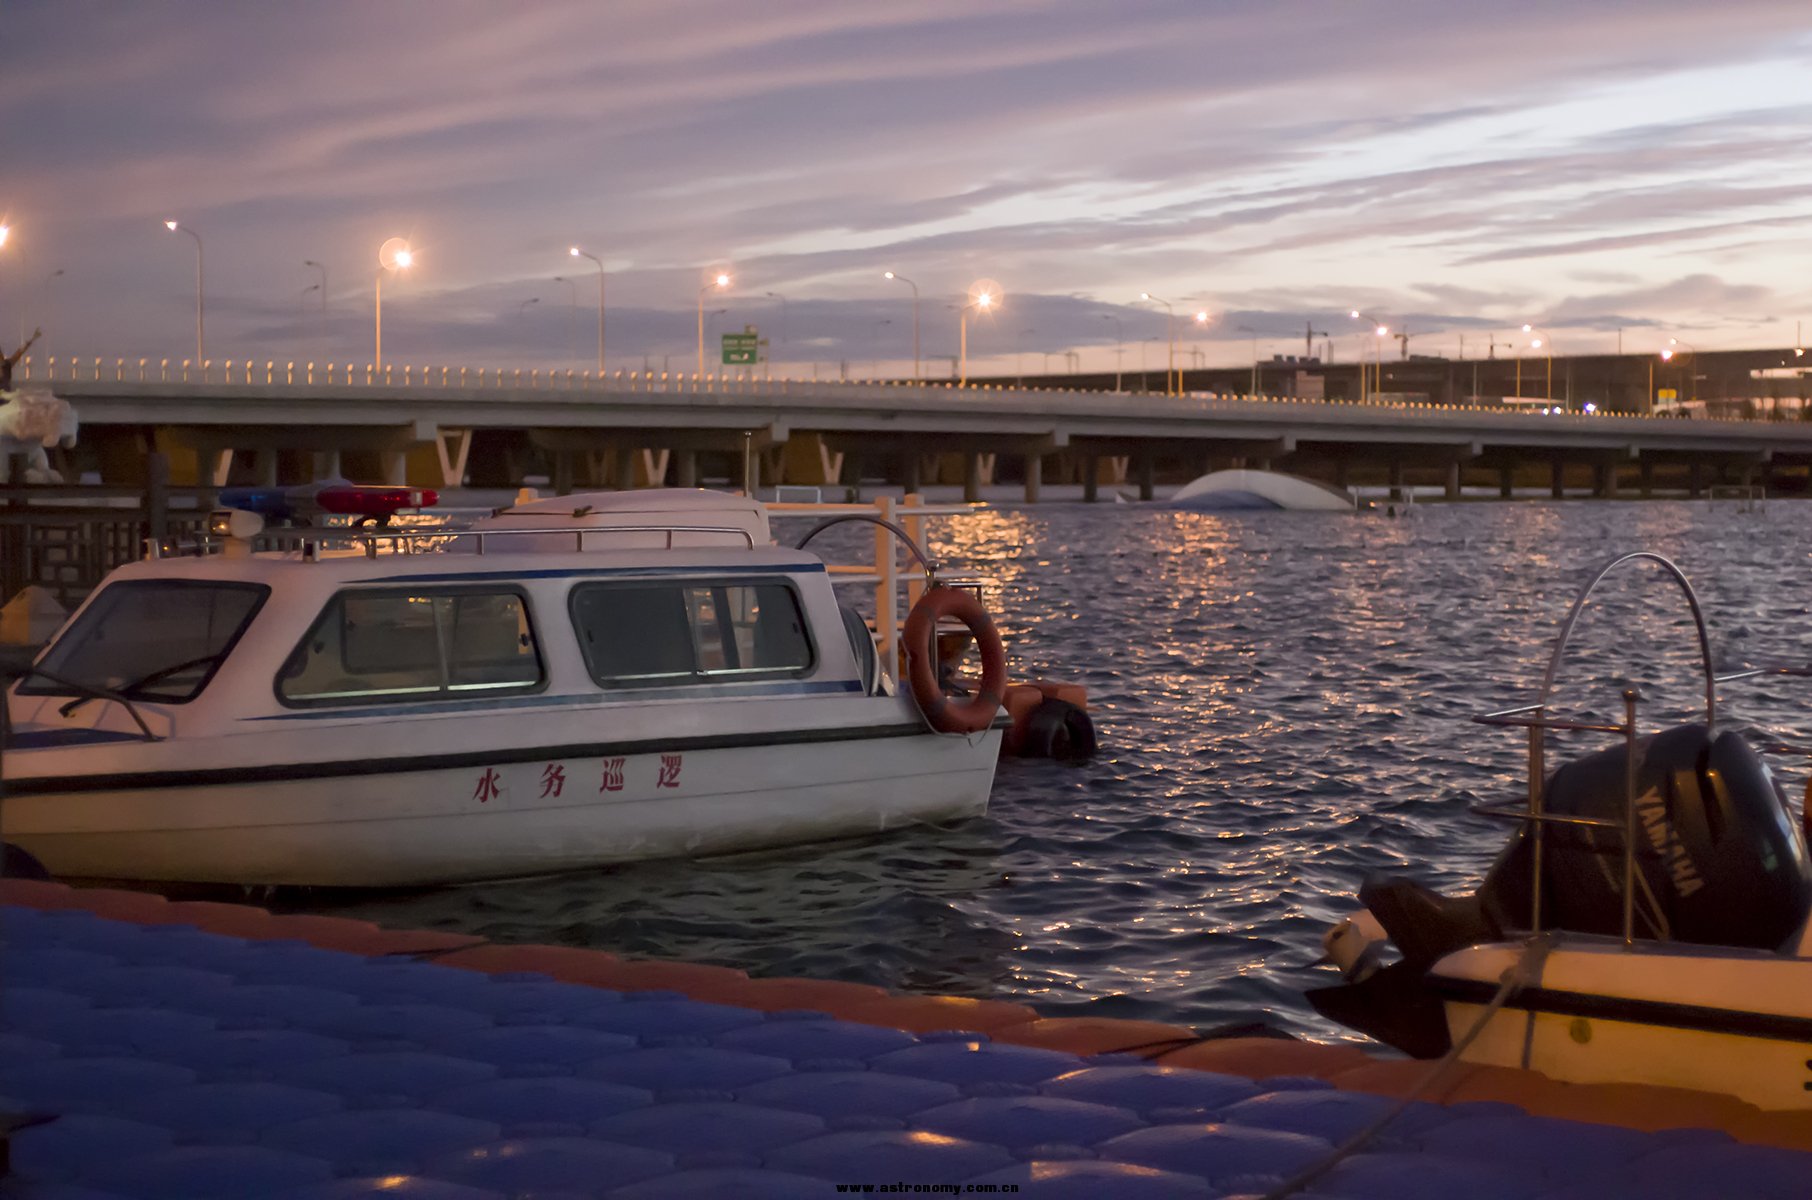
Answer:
[570, 579, 813, 687]
[277, 588, 543, 706]
[22, 580, 267, 704]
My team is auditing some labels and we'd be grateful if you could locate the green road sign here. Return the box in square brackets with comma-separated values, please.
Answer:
[722, 332, 759, 365]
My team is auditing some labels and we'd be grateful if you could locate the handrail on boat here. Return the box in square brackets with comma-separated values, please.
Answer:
[1471, 550, 1810, 950]
[344, 523, 758, 557]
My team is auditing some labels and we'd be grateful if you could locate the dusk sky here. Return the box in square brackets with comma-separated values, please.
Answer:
[3, 0, 1810, 378]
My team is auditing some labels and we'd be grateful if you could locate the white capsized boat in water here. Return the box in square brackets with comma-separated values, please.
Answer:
[0, 490, 1007, 887]
[1171, 468, 1354, 511]
[1312, 552, 1812, 1110]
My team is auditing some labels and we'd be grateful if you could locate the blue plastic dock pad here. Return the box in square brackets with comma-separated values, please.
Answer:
[5, 903, 1812, 1199]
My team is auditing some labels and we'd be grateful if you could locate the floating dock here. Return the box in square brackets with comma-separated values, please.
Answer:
[4, 880, 1812, 1198]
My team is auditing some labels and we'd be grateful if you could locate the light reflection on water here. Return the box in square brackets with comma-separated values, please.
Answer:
[316, 499, 1812, 1038]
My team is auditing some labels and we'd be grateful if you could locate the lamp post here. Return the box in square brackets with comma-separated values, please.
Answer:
[1100, 314, 1124, 391]
[1522, 324, 1557, 401]
[883, 272, 919, 379]
[1350, 310, 1389, 401]
[517, 297, 539, 319]
[304, 259, 329, 357]
[32, 268, 62, 357]
[1139, 292, 1176, 395]
[164, 220, 204, 362]
[373, 238, 412, 371]
[958, 288, 995, 386]
[1660, 337, 1698, 405]
[299, 283, 320, 324]
[568, 247, 606, 375]
[552, 275, 579, 365]
[1192, 310, 1210, 394]
[1236, 324, 1259, 395]
[697, 271, 731, 377]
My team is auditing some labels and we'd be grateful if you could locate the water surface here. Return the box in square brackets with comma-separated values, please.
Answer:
[318, 499, 1811, 1038]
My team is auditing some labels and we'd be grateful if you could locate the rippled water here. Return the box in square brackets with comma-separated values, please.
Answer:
[315, 499, 1812, 1038]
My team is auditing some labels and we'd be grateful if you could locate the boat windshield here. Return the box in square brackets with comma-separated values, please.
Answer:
[21, 580, 268, 704]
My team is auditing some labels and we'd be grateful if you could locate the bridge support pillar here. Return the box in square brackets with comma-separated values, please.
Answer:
[614, 447, 636, 491]
[1739, 461, 1757, 491]
[1550, 460, 1565, 499]
[313, 450, 342, 481]
[1639, 459, 1654, 497]
[901, 452, 921, 495]
[1594, 459, 1619, 498]
[379, 451, 406, 488]
[254, 450, 279, 488]
[1688, 462, 1705, 498]
[675, 450, 698, 488]
[964, 453, 983, 503]
[842, 454, 864, 502]
[1499, 463, 1514, 498]
[1445, 461, 1461, 500]
[1333, 459, 1350, 491]
[1024, 453, 1042, 503]
[1388, 460, 1405, 501]
[211, 450, 234, 488]
[552, 451, 575, 496]
[1081, 455, 1098, 503]
[1137, 451, 1155, 501]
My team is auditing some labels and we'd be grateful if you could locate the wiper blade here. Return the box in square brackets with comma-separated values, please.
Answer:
[8, 665, 161, 743]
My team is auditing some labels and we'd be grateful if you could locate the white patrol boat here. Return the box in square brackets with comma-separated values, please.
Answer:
[0, 489, 1008, 887]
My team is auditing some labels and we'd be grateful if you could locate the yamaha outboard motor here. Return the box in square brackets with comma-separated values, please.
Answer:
[1310, 724, 1812, 1057]
[1479, 723, 1810, 950]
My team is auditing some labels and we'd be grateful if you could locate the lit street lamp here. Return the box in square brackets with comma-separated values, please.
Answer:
[164, 220, 205, 362]
[1660, 337, 1699, 405]
[958, 287, 996, 386]
[697, 271, 731, 377]
[1138, 292, 1176, 395]
[568, 246, 606, 374]
[374, 238, 413, 371]
[1523, 323, 1558, 401]
[883, 271, 919, 379]
[1350, 310, 1388, 401]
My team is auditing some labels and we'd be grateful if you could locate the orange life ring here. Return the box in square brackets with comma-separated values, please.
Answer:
[903, 586, 1006, 734]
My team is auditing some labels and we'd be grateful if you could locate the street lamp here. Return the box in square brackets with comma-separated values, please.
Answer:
[1523, 324, 1557, 401]
[1139, 292, 1176, 395]
[517, 297, 540, 318]
[1351, 310, 1389, 401]
[164, 220, 205, 362]
[303, 259, 328, 357]
[697, 271, 731, 377]
[552, 275, 579, 364]
[1100, 314, 1124, 391]
[568, 247, 607, 374]
[1660, 337, 1698, 405]
[1236, 324, 1260, 395]
[883, 271, 920, 379]
[1192, 310, 1210, 394]
[958, 287, 996, 386]
[31, 268, 63, 356]
[374, 238, 412, 370]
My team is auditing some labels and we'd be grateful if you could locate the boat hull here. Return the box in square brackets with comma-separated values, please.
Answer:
[6, 726, 1001, 887]
[1433, 940, 1812, 1111]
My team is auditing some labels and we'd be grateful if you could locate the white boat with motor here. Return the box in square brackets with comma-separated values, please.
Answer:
[0, 489, 1009, 888]
[1312, 552, 1812, 1110]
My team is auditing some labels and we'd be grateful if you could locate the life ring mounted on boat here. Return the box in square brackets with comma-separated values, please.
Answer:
[903, 586, 1006, 735]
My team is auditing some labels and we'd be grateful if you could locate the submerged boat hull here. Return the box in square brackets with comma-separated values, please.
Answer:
[6, 715, 1001, 887]
[1433, 940, 1812, 1111]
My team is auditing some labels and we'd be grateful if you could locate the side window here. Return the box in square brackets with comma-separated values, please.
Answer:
[572, 579, 814, 687]
[279, 589, 542, 706]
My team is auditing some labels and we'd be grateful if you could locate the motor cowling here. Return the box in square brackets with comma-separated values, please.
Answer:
[1479, 724, 1811, 951]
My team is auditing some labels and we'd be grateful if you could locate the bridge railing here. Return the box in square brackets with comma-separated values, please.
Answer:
[12, 355, 1799, 425]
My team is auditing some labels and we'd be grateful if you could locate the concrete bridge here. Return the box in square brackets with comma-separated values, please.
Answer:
[26, 357, 1812, 500]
